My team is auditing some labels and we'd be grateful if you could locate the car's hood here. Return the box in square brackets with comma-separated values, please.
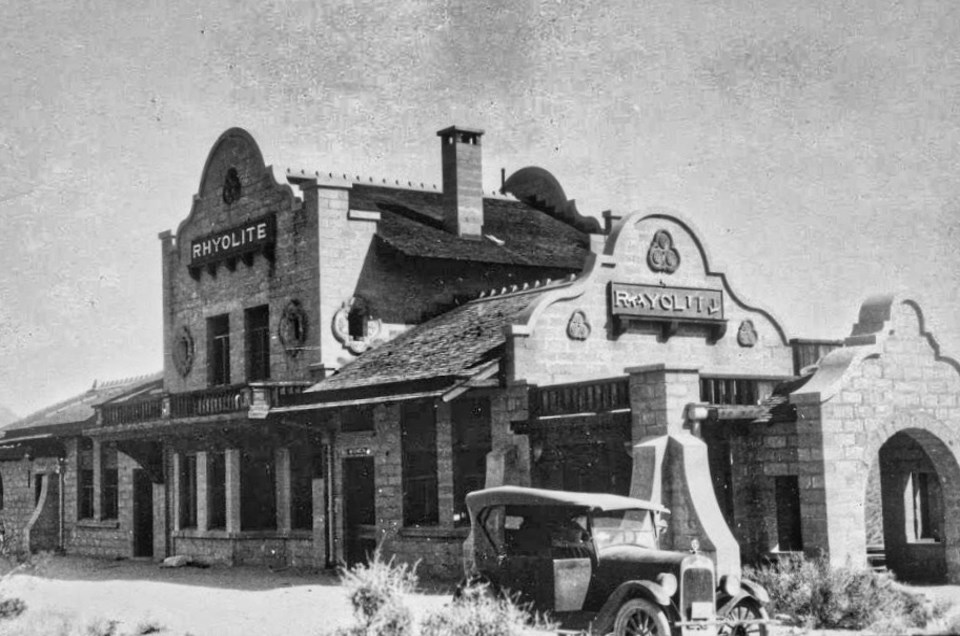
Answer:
[597, 545, 691, 566]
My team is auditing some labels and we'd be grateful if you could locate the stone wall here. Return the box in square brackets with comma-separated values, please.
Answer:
[790, 298, 960, 582]
[164, 129, 319, 392]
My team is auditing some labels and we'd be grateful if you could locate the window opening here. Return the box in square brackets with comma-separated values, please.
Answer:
[290, 444, 314, 530]
[207, 314, 231, 386]
[207, 452, 226, 530]
[245, 305, 270, 381]
[240, 448, 276, 531]
[452, 397, 491, 525]
[179, 453, 198, 529]
[401, 400, 438, 526]
[905, 471, 942, 542]
[101, 446, 119, 519]
[774, 475, 803, 551]
[78, 437, 94, 520]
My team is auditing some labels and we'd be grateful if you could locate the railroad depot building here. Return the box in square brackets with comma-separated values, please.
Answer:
[2, 126, 960, 583]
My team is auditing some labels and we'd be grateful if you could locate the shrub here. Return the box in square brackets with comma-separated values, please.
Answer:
[0, 596, 26, 620]
[745, 554, 939, 631]
[420, 583, 553, 636]
[334, 550, 417, 636]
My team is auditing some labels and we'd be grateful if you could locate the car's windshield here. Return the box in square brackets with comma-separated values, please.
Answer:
[591, 509, 658, 550]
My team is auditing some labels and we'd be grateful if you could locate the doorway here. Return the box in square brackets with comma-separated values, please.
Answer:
[132, 469, 154, 558]
[343, 457, 376, 567]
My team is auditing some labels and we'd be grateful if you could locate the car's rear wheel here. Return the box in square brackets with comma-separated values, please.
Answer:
[612, 598, 670, 636]
[718, 599, 769, 636]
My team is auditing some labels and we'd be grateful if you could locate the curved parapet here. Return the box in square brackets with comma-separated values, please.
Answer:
[175, 127, 298, 244]
[796, 294, 960, 403]
[504, 207, 794, 387]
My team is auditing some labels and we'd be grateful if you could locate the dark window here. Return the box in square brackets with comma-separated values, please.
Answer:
[101, 446, 119, 519]
[401, 400, 438, 526]
[208, 452, 226, 530]
[179, 454, 198, 529]
[34, 475, 43, 505]
[348, 304, 367, 340]
[208, 314, 231, 386]
[775, 476, 803, 551]
[290, 445, 314, 531]
[78, 437, 94, 520]
[452, 397, 492, 525]
[245, 305, 270, 381]
[240, 448, 276, 531]
[341, 405, 374, 432]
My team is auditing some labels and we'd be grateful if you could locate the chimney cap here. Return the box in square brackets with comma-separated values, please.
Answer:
[437, 125, 485, 139]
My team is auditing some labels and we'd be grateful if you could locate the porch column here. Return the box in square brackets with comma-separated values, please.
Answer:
[171, 452, 182, 532]
[225, 449, 241, 533]
[196, 452, 209, 532]
[627, 364, 700, 441]
[92, 439, 103, 520]
[275, 447, 291, 533]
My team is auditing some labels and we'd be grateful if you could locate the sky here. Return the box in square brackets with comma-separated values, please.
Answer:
[1, 0, 958, 418]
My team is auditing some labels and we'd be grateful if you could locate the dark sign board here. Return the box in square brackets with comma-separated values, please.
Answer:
[189, 214, 276, 268]
[610, 282, 724, 321]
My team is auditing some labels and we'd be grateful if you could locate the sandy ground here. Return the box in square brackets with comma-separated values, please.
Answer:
[0, 555, 450, 636]
[0, 555, 958, 636]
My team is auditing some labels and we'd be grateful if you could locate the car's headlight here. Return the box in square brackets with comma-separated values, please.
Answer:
[657, 573, 678, 597]
[721, 574, 741, 597]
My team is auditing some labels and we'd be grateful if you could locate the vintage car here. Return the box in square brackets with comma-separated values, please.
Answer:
[462, 486, 770, 636]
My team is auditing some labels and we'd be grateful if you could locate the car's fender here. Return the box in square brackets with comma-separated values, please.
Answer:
[591, 580, 672, 636]
[739, 579, 770, 605]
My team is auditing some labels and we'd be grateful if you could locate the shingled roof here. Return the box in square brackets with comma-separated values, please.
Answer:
[349, 184, 590, 269]
[0, 373, 163, 441]
[298, 283, 563, 402]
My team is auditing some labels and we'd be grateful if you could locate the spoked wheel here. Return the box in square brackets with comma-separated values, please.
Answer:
[613, 598, 670, 636]
[718, 599, 769, 636]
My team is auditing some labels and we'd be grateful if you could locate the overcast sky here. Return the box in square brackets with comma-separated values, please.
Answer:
[1, 0, 958, 417]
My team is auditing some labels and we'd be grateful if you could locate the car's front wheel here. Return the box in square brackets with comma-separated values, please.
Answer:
[718, 599, 769, 636]
[612, 598, 671, 636]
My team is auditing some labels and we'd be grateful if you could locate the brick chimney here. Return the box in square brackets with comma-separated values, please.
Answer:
[437, 126, 484, 239]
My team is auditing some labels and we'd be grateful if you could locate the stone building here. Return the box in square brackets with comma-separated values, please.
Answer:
[2, 124, 959, 584]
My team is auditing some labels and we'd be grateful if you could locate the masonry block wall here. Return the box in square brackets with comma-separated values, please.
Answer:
[791, 299, 960, 582]
[0, 459, 41, 553]
[164, 129, 319, 393]
[510, 213, 793, 390]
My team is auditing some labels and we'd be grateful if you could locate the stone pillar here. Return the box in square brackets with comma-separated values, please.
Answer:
[196, 452, 209, 532]
[435, 401, 454, 526]
[153, 482, 167, 560]
[275, 447, 291, 533]
[627, 364, 701, 441]
[225, 449, 241, 533]
[790, 393, 832, 562]
[171, 452, 182, 532]
[625, 364, 740, 576]
[92, 440, 103, 521]
[312, 478, 327, 566]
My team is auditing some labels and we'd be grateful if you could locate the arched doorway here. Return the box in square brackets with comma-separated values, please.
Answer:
[865, 427, 960, 583]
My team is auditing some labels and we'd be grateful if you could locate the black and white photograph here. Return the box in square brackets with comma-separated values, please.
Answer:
[1, 2, 959, 634]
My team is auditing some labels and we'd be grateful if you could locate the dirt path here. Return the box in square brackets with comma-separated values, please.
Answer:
[0, 556, 450, 636]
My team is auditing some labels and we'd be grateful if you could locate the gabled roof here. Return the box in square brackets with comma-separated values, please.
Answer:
[297, 282, 567, 402]
[349, 184, 590, 269]
[0, 373, 163, 441]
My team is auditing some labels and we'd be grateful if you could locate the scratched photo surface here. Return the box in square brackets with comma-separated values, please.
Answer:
[0, 1, 959, 634]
